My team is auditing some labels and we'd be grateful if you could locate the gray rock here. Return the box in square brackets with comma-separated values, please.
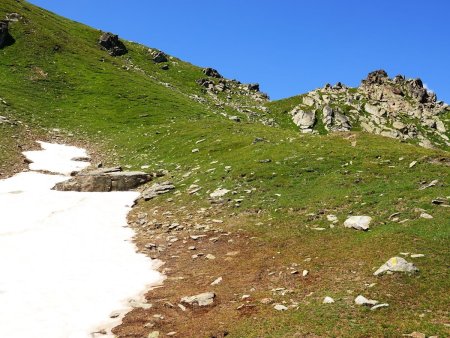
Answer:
[354, 295, 378, 306]
[151, 50, 168, 63]
[365, 103, 385, 117]
[435, 120, 446, 133]
[291, 108, 316, 131]
[5, 13, 22, 22]
[53, 170, 151, 192]
[323, 296, 335, 304]
[373, 256, 418, 276]
[344, 216, 372, 231]
[303, 96, 315, 106]
[141, 181, 175, 200]
[370, 303, 389, 311]
[392, 121, 407, 131]
[274, 304, 288, 311]
[98, 32, 127, 56]
[181, 292, 215, 306]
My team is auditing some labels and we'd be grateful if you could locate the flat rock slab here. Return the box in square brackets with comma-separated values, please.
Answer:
[141, 181, 175, 200]
[181, 292, 215, 307]
[374, 256, 418, 276]
[53, 170, 151, 192]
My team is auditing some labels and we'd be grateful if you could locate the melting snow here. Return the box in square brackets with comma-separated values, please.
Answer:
[0, 142, 164, 338]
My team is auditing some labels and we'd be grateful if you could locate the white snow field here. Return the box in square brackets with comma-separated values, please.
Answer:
[0, 142, 164, 338]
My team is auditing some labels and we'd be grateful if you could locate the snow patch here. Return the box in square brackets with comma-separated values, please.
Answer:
[23, 141, 90, 175]
[0, 142, 164, 338]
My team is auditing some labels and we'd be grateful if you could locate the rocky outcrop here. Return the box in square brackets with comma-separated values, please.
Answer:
[203, 68, 222, 78]
[150, 50, 168, 63]
[98, 32, 128, 56]
[0, 20, 9, 48]
[53, 167, 151, 192]
[288, 70, 449, 149]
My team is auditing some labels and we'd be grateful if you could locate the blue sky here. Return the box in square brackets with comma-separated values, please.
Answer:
[29, 0, 450, 102]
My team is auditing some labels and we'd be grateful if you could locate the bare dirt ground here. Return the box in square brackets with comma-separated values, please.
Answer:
[113, 202, 298, 338]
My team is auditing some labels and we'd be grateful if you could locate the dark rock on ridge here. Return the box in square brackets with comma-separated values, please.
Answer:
[98, 32, 128, 56]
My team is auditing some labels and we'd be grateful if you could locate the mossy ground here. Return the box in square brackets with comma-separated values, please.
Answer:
[0, 1, 449, 337]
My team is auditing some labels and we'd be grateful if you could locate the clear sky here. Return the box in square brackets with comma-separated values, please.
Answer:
[28, 0, 450, 102]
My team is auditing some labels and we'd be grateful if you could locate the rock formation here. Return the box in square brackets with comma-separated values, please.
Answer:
[98, 32, 128, 56]
[0, 20, 9, 48]
[288, 70, 449, 148]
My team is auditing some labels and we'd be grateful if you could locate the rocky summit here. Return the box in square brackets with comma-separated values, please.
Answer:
[288, 70, 449, 149]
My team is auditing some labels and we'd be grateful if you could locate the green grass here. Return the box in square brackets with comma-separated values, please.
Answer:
[1, 1, 449, 336]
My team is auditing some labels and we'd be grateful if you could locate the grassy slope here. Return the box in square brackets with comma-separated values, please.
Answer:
[1, 1, 449, 336]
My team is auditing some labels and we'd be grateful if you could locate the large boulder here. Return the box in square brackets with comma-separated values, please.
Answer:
[150, 50, 168, 63]
[98, 32, 128, 56]
[291, 108, 315, 132]
[53, 168, 151, 192]
[0, 20, 9, 48]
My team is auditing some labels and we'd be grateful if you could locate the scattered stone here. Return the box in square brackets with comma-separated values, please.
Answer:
[370, 303, 389, 311]
[205, 254, 216, 260]
[326, 214, 338, 222]
[354, 295, 378, 306]
[187, 184, 202, 194]
[260, 298, 273, 304]
[192, 148, 199, 153]
[229, 116, 240, 122]
[211, 277, 222, 285]
[190, 235, 206, 240]
[432, 197, 448, 205]
[109, 311, 120, 318]
[323, 296, 335, 304]
[418, 179, 438, 190]
[141, 181, 175, 200]
[419, 212, 433, 219]
[410, 254, 425, 258]
[5, 13, 23, 22]
[181, 292, 215, 306]
[374, 257, 418, 276]
[409, 161, 417, 168]
[188, 246, 196, 250]
[148, 332, 160, 338]
[344, 215, 372, 231]
[166, 332, 177, 336]
[403, 332, 426, 338]
[210, 188, 230, 198]
[274, 304, 288, 311]
[302, 270, 309, 277]
[98, 32, 128, 56]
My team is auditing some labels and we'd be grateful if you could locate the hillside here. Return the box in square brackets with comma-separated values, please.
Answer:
[1, 1, 449, 337]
